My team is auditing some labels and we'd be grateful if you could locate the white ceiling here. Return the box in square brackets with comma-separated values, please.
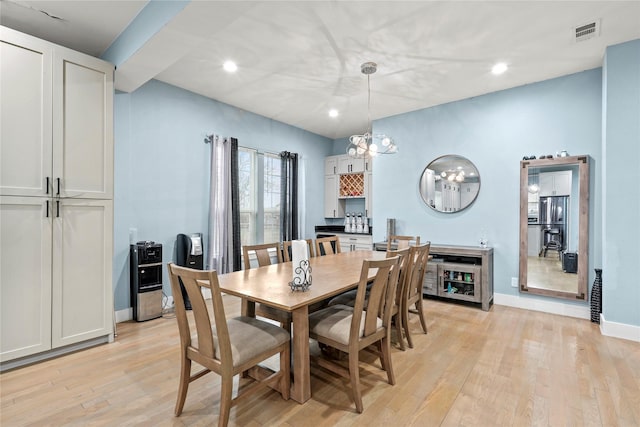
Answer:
[2, 0, 639, 140]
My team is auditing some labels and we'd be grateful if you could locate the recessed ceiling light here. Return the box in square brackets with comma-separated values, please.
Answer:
[223, 60, 238, 73]
[492, 62, 508, 75]
[328, 109, 339, 118]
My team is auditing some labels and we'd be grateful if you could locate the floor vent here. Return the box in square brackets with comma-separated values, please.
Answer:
[575, 20, 600, 42]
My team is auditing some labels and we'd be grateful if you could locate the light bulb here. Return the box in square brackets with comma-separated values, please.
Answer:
[356, 146, 365, 155]
[441, 171, 447, 178]
[381, 137, 391, 147]
[348, 147, 356, 156]
[448, 174, 455, 181]
[369, 143, 378, 154]
[456, 175, 464, 182]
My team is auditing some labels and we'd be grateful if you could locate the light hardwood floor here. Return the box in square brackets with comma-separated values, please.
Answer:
[2, 296, 639, 426]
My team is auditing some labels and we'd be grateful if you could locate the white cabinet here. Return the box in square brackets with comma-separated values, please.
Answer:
[338, 156, 365, 174]
[539, 171, 571, 196]
[325, 156, 338, 176]
[324, 154, 373, 218]
[528, 225, 541, 256]
[324, 175, 344, 218]
[364, 172, 373, 217]
[1, 27, 113, 199]
[0, 26, 114, 365]
[336, 233, 372, 252]
[0, 197, 53, 361]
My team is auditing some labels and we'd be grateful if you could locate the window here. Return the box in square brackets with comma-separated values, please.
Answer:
[238, 147, 281, 246]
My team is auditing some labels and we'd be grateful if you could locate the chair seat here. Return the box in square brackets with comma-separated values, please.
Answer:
[309, 304, 382, 345]
[203, 316, 290, 366]
[326, 289, 358, 307]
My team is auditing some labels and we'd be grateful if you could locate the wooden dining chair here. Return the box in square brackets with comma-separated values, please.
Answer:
[242, 242, 283, 270]
[315, 235, 341, 256]
[326, 247, 411, 350]
[282, 239, 315, 262]
[402, 243, 431, 348]
[242, 242, 290, 331]
[167, 263, 290, 427]
[308, 256, 400, 413]
[386, 235, 420, 251]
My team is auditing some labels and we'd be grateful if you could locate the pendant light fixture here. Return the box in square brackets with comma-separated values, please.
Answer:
[347, 62, 396, 158]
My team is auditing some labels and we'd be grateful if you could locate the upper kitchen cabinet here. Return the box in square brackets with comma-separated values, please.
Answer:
[325, 155, 339, 175]
[338, 156, 365, 174]
[0, 26, 114, 199]
[538, 171, 571, 197]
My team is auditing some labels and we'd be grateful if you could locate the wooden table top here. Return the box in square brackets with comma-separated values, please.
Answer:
[217, 250, 386, 312]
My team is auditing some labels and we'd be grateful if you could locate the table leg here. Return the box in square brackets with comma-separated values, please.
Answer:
[242, 298, 255, 317]
[290, 305, 310, 403]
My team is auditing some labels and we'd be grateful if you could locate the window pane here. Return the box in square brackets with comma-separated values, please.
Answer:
[238, 148, 257, 246]
[264, 154, 281, 243]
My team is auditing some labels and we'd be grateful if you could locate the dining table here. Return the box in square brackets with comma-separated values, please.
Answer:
[216, 249, 387, 403]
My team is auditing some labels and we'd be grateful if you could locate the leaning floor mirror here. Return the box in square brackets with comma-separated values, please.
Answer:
[519, 155, 589, 300]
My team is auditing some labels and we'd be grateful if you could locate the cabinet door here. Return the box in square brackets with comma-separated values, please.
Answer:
[325, 156, 338, 175]
[324, 175, 339, 218]
[51, 199, 113, 348]
[0, 196, 53, 362]
[553, 171, 571, 196]
[438, 263, 482, 303]
[337, 156, 365, 174]
[0, 28, 53, 197]
[364, 172, 373, 217]
[53, 49, 114, 199]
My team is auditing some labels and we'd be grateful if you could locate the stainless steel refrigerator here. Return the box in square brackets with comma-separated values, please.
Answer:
[539, 196, 569, 253]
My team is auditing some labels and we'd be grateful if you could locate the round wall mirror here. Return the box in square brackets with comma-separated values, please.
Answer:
[419, 155, 481, 213]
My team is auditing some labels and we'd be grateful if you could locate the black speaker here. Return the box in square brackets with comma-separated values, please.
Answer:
[563, 252, 578, 274]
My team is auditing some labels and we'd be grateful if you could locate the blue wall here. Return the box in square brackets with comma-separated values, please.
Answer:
[113, 80, 332, 310]
[369, 69, 603, 305]
[602, 39, 640, 327]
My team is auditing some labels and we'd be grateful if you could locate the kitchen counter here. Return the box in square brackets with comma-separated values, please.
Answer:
[314, 225, 372, 236]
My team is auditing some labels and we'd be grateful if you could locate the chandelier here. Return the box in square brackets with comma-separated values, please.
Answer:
[347, 62, 396, 158]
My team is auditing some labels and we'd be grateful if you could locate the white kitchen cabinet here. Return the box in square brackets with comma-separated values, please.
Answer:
[1, 27, 113, 199]
[52, 199, 113, 348]
[338, 156, 365, 174]
[336, 233, 372, 252]
[528, 225, 541, 256]
[364, 172, 373, 218]
[539, 171, 571, 197]
[0, 197, 53, 361]
[325, 155, 339, 176]
[0, 27, 114, 366]
[324, 175, 344, 218]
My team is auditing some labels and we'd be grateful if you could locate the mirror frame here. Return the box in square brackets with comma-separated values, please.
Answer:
[519, 155, 590, 301]
[419, 155, 481, 213]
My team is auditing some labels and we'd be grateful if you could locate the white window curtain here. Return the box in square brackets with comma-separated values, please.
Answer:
[206, 134, 241, 273]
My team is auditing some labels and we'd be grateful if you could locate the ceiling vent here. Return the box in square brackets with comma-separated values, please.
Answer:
[574, 20, 600, 42]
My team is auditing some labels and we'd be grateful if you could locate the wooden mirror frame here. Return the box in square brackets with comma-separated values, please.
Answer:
[519, 155, 590, 300]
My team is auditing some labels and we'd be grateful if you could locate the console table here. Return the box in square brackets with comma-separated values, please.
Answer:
[422, 244, 494, 311]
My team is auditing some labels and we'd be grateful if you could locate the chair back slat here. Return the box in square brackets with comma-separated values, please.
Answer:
[315, 236, 341, 256]
[407, 243, 431, 300]
[242, 242, 283, 270]
[282, 239, 315, 262]
[387, 235, 420, 251]
[168, 263, 232, 362]
[351, 257, 400, 339]
[386, 247, 411, 310]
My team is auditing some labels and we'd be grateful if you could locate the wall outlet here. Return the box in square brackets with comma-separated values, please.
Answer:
[511, 277, 519, 288]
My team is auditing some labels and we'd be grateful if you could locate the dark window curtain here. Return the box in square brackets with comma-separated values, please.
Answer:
[229, 138, 241, 271]
[280, 151, 298, 241]
[207, 135, 241, 273]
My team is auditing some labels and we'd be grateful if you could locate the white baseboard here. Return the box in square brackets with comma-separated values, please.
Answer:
[494, 292, 590, 319]
[600, 313, 640, 343]
[115, 307, 132, 323]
